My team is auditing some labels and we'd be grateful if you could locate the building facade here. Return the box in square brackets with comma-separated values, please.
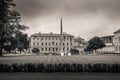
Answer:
[30, 32, 74, 54]
[97, 35, 115, 53]
[113, 29, 120, 53]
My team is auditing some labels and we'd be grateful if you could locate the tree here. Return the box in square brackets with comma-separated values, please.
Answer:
[85, 36, 106, 53]
[3, 36, 17, 53]
[70, 49, 79, 55]
[16, 32, 29, 53]
[0, 0, 29, 56]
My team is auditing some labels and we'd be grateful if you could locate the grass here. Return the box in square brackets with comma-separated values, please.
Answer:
[0, 54, 120, 73]
[0, 54, 120, 64]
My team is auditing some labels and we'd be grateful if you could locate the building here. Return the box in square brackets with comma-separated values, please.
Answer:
[113, 29, 120, 53]
[30, 19, 74, 54]
[97, 35, 115, 53]
[30, 32, 74, 54]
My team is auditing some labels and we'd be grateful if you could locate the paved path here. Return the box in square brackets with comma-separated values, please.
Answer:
[0, 73, 120, 80]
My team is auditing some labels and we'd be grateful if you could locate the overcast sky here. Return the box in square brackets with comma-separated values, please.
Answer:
[14, 0, 120, 40]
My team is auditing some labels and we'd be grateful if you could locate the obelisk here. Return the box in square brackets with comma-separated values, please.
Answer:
[60, 18, 64, 56]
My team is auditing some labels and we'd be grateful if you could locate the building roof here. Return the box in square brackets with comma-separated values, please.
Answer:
[100, 35, 114, 38]
[30, 32, 74, 37]
[114, 29, 120, 34]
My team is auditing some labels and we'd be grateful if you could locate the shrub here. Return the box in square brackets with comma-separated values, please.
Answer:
[11, 63, 24, 72]
[0, 63, 120, 73]
[32, 48, 40, 53]
[36, 63, 45, 72]
[0, 64, 11, 72]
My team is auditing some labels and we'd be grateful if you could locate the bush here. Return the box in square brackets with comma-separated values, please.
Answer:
[32, 48, 40, 53]
[0, 64, 11, 72]
[0, 63, 120, 73]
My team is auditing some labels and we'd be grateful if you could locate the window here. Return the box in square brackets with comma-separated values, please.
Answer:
[33, 42, 35, 46]
[63, 48, 65, 51]
[56, 48, 58, 52]
[49, 48, 51, 51]
[37, 42, 39, 46]
[116, 47, 118, 51]
[59, 48, 61, 51]
[45, 43, 47, 46]
[53, 48, 55, 52]
[56, 38, 58, 40]
[52, 37, 54, 40]
[109, 37, 112, 43]
[49, 43, 51, 46]
[33, 37, 35, 40]
[42, 43, 44, 46]
[67, 48, 69, 51]
[45, 38, 47, 40]
[63, 43, 65, 46]
[42, 48, 44, 51]
[67, 37, 69, 40]
[56, 43, 58, 46]
[67, 43, 69, 46]
[45, 48, 47, 51]
[70, 38, 71, 42]
[52, 42, 55, 46]
[63, 37, 66, 41]
[37, 38, 39, 40]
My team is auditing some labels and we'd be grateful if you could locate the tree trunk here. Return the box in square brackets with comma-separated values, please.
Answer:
[0, 40, 3, 56]
[0, 36, 3, 56]
[0, 47, 2, 56]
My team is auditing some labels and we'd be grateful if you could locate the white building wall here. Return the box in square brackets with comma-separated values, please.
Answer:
[113, 32, 120, 53]
[30, 34, 74, 54]
[97, 45, 115, 53]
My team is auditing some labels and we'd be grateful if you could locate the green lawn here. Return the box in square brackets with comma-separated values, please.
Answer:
[0, 54, 120, 64]
[0, 73, 120, 80]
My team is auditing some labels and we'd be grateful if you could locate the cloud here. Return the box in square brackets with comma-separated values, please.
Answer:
[14, 0, 120, 40]
[15, 0, 120, 18]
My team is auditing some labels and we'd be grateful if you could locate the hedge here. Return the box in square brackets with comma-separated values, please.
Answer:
[0, 63, 120, 73]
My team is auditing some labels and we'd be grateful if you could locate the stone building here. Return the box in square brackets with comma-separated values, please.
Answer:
[30, 32, 74, 54]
